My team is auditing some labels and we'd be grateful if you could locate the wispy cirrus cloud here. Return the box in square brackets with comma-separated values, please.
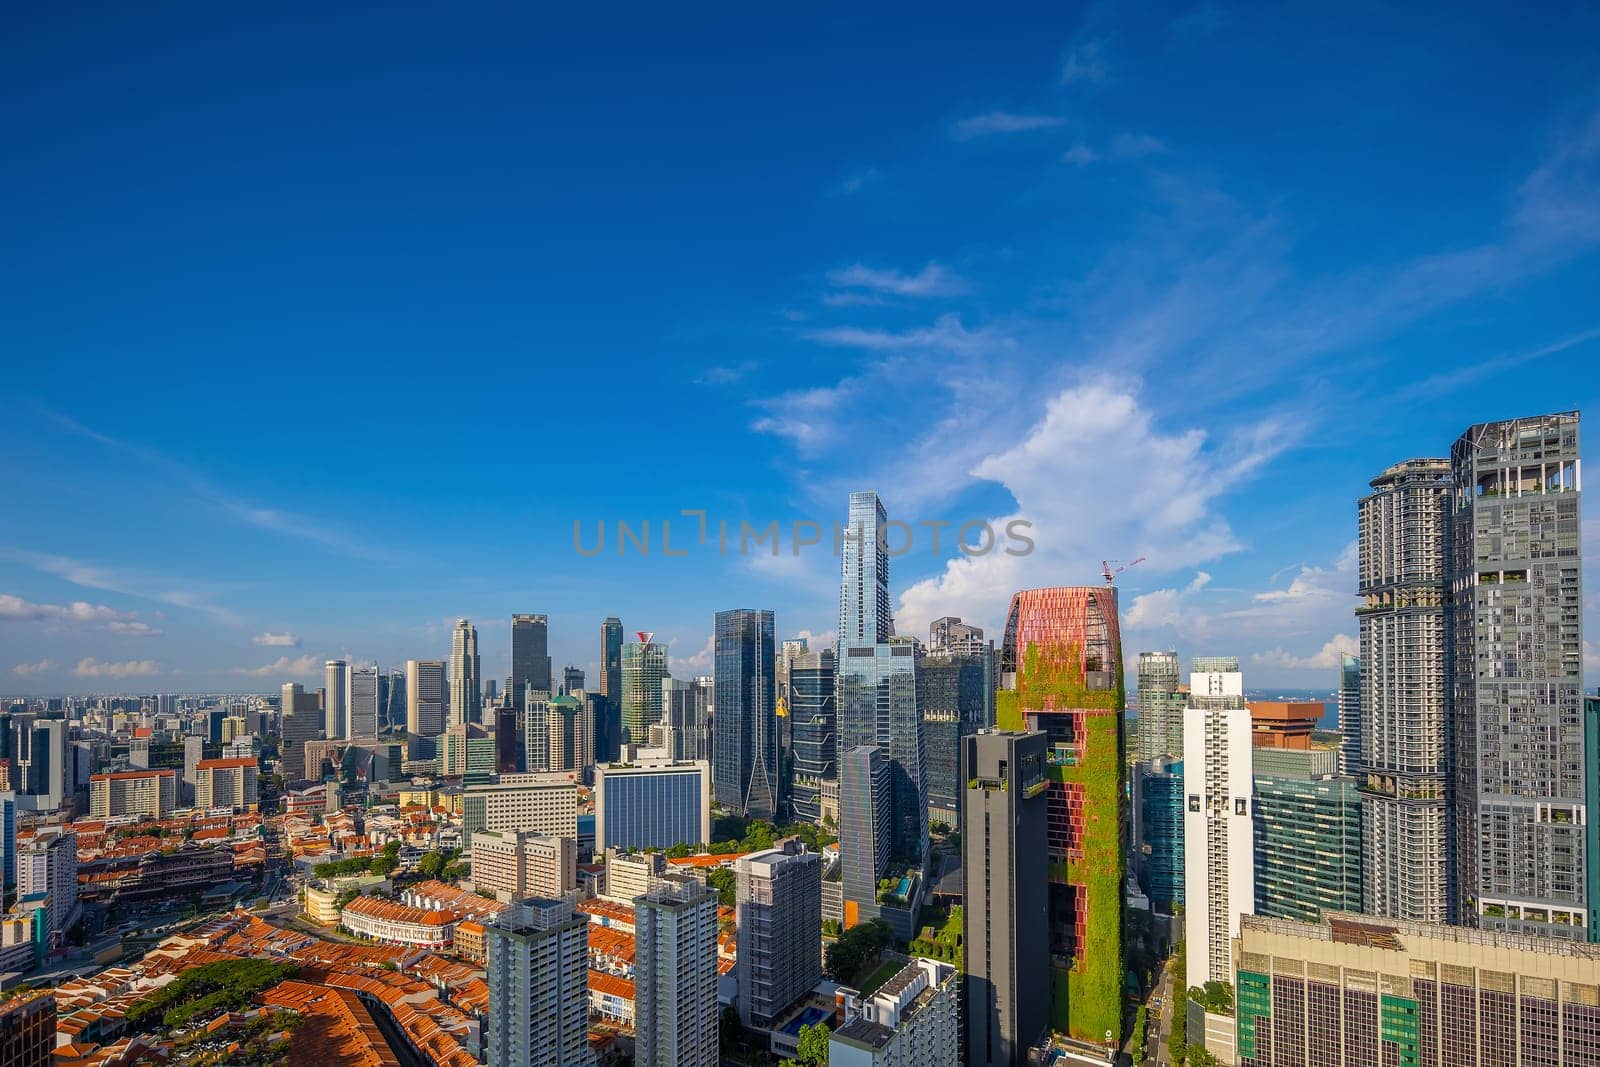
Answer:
[949, 111, 1069, 140]
[832, 167, 883, 196]
[253, 631, 301, 648]
[107, 621, 163, 637]
[0, 592, 135, 624]
[694, 362, 758, 386]
[0, 547, 242, 624]
[803, 314, 1008, 355]
[74, 657, 161, 679]
[825, 262, 967, 298]
[1061, 37, 1110, 84]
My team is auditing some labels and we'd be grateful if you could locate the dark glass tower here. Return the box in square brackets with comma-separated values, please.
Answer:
[597, 617, 624, 762]
[788, 650, 836, 824]
[511, 614, 552, 711]
[713, 609, 778, 820]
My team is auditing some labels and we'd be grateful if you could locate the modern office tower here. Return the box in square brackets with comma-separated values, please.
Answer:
[634, 875, 719, 1067]
[776, 636, 809, 815]
[1235, 911, 1600, 1067]
[1136, 650, 1185, 763]
[194, 756, 259, 811]
[378, 668, 405, 732]
[1336, 654, 1360, 775]
[520, 690, 552, 772]
[1132, 757, 1184, 908]
[486, 678, 499, 705]
[735, 839, 822, 1028]
[789, 650, 837, 824]
[450, 618, 482, 728]
[345, 664, 378, 738]
[917, 646, 991, 826]
[1251, 744, 1361, 922]
[561, 666, 585, 697]
[594, 758, 712, 852]
[1358, 456, 1454, 924]
[461, 773, 580, 845]
[598, 617, 624, 761]
[962, 730, 1050, 1067]
[1451, 412, 1586, 938]
[406, 659, 447, 744]
[494, 707, 521, 773]
[511, 613, 553, 711]
[11, 717, 67, 812]
[17, 828, 76, 950]
[1, 791, 16, 889]
[323, 660, 349, 739]
[485, 896, 595, 1067]
[279, 682, 322, 783]
[547, 695, 594, 776]
[0, 990, 55, 1067]
[837, 491, 926, 863]
[1182, 656, 1254, 990]
[713, 609, 778, 819]
[831, 958, 960, 1067]
[88, 769, 175, 818]
[994, 585, 1125, 1042]
[660, 678, 692, 760]
[622, 633, 669, 748]
[839, 745, 893, 928]
[470, 830, 576, 901]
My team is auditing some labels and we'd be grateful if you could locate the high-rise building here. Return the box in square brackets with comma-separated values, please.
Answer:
[347, 664, 379, 738]
[521, 690, 552, 772]
[495, 707, 522, 773]
[634, 875, 719, 1067]
[1451, 412, 1586, 939]
[194, 757, 259, 811]
[0, 791, 17, 890]
[1135, 651, 1185, 763]
[1358, 457, 1454, 925]
[470, 830, 576, 902]
[16, 828, 76, 951]
[830, 957, 960, 1067]
[837, 491, 926, 864]
[928, 616, 986, 655]
[11, 717, 68, 812]
[89, 769, 175, 818]
[450, 619, 482, 728]
[598, 617, 624, 762]
[461, 773, 580, 845]
[406, 659, 446, 746]
[917, 647, 991, 827]
[0, 990, 55, 1067]
[1182, 656, 1255, 990]
[995, 585, 1125, 1042]
[1235, 911, 1600, 1067]
[839, 745, 893, 929]
[484, 896, 595, 1067]
[1132, 757, 1184, 908]
[561, 666, 585, 697]
[280, 682, 322, 783]
[789, 650, 836, 825]
[735, 839, 822, 1028]
[546, 694, 594, 776]
[962, 730, 1050, 1067]
[324, 660, 349, 739]
[379, 668, 406, 733]
[594, 758, 711, 853]
[511, 614, 553, 711]
[1336, 654, 1360, 776]
[621, 634, 668, 748]
[712, 609, 778, 819]
[1251, 745, 1362, 922]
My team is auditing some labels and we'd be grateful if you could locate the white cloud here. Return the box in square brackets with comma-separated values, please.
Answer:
[1252, 633, 1358, 671]
[11, 659, 56, 678]
[950, 112, 1068, 140]
[803, 314, 1008, 355]
[672, 634, 715, 676]
[0, 592, 134, 623]
[1062, 144, 1102, 166]
[252, 632, 302, 648]
[1124, 572, 1212, 629]
[107, 620, 163, 637]
[695, 362, 758, 385]
[825, 262, 967, 298]
[233, 655, 322, 678]
[74, 657, 161, 679]
[750, 377, 865, 454]
[1061, 37, 1109, 84]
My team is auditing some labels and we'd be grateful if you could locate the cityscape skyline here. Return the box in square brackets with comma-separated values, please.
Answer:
[5, 7, 1599, 693]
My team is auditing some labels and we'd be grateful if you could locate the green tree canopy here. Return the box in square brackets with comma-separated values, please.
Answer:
[795, 1021, 830, 1065]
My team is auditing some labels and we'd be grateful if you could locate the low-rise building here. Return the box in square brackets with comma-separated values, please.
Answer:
[339, 895, 458, 951]
[830, 958, 959, 1067]
[470, 829, 576, 901]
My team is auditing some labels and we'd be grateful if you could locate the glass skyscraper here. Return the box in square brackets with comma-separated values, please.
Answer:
[597, 617, 624, 762]
[712, 609, 778, 820]
[917, 645, 992, 827]
[788, 649, 836, 825]
[511, 613, 552, 710]
[620, 634, 668, 748]
[1135, 650, 1185, 762]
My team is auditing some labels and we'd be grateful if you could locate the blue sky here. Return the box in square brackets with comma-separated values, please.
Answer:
[3, 2, 1598, 694]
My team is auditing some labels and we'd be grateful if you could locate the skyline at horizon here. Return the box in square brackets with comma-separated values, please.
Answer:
[4, 5, 1598, 694]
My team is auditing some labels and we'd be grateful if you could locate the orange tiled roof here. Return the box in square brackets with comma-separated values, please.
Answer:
[588, 970, 635, 1000]
[343, 895, 459, 928]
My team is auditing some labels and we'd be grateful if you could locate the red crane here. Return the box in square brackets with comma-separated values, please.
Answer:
[1101, 557, 1147, 585]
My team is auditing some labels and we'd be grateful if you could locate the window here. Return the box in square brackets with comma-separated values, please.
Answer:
[1190, 795, 1201, 812]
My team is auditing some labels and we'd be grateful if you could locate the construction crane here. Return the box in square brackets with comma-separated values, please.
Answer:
[1101, 557, 1146, 585]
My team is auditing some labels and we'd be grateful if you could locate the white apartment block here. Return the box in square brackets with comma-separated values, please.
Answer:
[486, 896, 595, 1067]
[1182, 656, 1256, 990]
[635, 875, 719, 1067]
[829, 957, 960, 1067]
[88, 770, 175, 818]
[17, 828, 78, 949]
[194, 757, 259, 811]
[471, 829, 577, 901]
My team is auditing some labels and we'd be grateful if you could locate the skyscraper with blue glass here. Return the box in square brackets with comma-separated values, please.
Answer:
[713, 609, 778, 820]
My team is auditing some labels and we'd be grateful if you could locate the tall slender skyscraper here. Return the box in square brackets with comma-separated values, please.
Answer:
[634, 875, 719, 1067]
[324, 660, 349, 739]
[561, 666, 585, 696]
[1358, 457, 1454, 924]
[1451, 412, 1585, 938]
[713, 609, 778, 819]
[598, 617, 624, 761]
[1135, 651, 1185, 762]
[450, 619, 482, 728]
[963, 730, 1049, 1067]
[406, 659, 446, 743]
[347, 664, 378, 738]
[836, 491, 925, 862]
[789, 650, 836, 824]
[379, 668, 406, 733]
[511, 614, 552, 711]
[1182, 656, 1254, 990]
[280, 682, 322, 782]
[839, 744, 893, 928]
[995, 585, 1124, 1043]
[621, 633, 668, 747]
[1336, 653, 1361, 777]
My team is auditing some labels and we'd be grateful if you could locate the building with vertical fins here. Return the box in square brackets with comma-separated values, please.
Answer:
[1358, 457, 1454, 925]
[712, 609, 778, 820]
[1182, 656, 1254, 990]
[918, 634, 993, 828]
[1135, 651, 1185, 763]
[347, 664, 378, 738]
[995, 585, 1125, 1043]
[406, 659, 446, 750]
[450, 619, 481, 728]
[962, 730, 1050, 1067]
[1336, 654, 1360, 776]
[279, 682, 321, 783]
[323, 659, 348, 739]
[1132, 756, 1184, 908]
[735, 839, 822, 1029]
[598, 617, 624, 762]
[621, 633, 668, 749]
[1451, 412, 1585, 938]
[839, 745, 893, 930]
[634, 874, 720, 1067]
[788, 650, 836, 825]
[511, 614, 552, 710]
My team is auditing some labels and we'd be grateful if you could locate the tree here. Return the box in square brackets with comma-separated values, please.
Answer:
[382, 840, 401, 859]
[824, 919, 893, 985]
[706, 867, 737, 908]
[795, 1022, 830, 1065]
[416, 850, 446, 880]
[719, 1003, 743, 1052]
